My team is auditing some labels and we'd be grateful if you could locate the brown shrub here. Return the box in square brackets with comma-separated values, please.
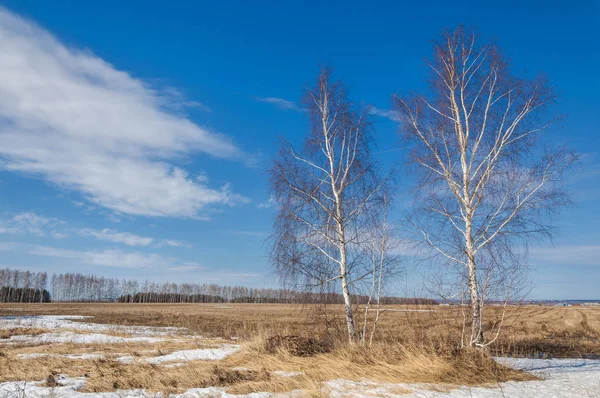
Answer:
[265, 335, 332, 357]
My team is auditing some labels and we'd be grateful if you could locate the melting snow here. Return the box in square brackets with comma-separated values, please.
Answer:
[0, 357, 598, 397]
[325, 357, 600, 397]
[0, 331, 169, 345]
[271, 371, 303, 377]
[0, 315, 185, 336]
[16, 352, 105, 360]
[0, 375, 280, 397]
[116, 345, 240, 364]
[3, 315, 598, 397]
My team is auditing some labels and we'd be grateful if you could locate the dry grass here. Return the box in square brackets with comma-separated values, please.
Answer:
[0, 303, 598, 395]
[0, 336, 533, 396]
[0, 327, 47, 340]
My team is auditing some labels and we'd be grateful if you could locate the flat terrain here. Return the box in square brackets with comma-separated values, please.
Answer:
[3, 302, 599, 356]
[0, 303, 599, 397]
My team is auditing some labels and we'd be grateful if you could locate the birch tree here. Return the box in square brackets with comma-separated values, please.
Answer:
[394, 28, 576, 347]
[360, 192, 401, 346]
[269, 69, 390, 343]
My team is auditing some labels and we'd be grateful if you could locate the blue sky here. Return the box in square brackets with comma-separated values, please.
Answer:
[0, 1, 598, 299]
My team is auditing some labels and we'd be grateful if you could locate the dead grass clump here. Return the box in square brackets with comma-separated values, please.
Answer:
[208, 366, 270, 387]
[265, 335, 332, 357]
[45, 372, 60, 387]
[227, 336, 535, 395]
[81, 361, 272, 395]
[446, 348, 533, 384]
[0, 328, 47, 339]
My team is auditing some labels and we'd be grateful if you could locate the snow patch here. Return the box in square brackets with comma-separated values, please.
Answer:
[0, 375, 282, 397]
[1, 331, 169, 345]
[0, 315, 186, 337]
[16, 353, 105, 360]
[325, 357, 600, 397]
[116, 346, 240, 364]
[271, 371, 303, 377]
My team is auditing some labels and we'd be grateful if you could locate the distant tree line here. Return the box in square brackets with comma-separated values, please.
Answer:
[0, 268, 50, 303]
[51, 273, 138, 302]
[119, 292, 225, 303]
[0, 267, 437, 305]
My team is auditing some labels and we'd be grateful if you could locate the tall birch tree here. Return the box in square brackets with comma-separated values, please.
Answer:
[394, 28, 576, 347]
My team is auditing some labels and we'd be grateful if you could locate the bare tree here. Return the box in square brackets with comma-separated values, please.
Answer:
[269, 69, 391, 343]
[360, 192, 401, 346]
[394, 28, 577, 347]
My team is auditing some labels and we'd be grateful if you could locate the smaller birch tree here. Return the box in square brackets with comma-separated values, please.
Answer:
[269, 69, 390, 343]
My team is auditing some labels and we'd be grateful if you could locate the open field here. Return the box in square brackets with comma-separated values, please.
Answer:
[3, 303, 599, 356]
[0, 303, 599, 397]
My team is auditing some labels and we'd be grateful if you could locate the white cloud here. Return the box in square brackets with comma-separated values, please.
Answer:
[530, 245, 600, 267]
[0, 242, 188, 270]
[168, 264, 202, 272]
[369, 107, 401, 122]
[79, 228, 153, 247]
[257, 194, 278, 209]
[223, 230, 267, 238]
[0, 8, 249, 218]
[158, 239, 193, 248]
[253, 96, 304, 112]
[0, 212, 65, 237]
[78, 228, 192, 248]
[0, 210, 191, 248]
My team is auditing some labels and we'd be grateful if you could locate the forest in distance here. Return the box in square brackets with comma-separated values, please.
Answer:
[0, 266, 437, 305]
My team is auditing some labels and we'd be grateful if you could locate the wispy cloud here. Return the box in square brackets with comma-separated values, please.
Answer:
[157, 239, 193, 248]
[78, 228, 154, 247]
[0, 8, 249, 218]
[223, 230, 267, 238]
[168, 263, 202, 272]
[369, 107, 401, 122]
[257, 194, 278, 209]
[78, 226, 192, 249]
[0, 242, 192, 270]
[530, 245, 600, 267]
[0, 212, 66, 238]
[253, 96, 305, 112]
[0, 211, 191, 248]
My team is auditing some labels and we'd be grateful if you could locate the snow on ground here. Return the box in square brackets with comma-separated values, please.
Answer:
[271, 371, 303, 378]
[325, 357, 600, 397]
[0, 375, 282, 398]
[116, 345, 241, 364]
[1, 331, 169, 345]
[16, 352, 105, 360]
[0, 358, 598, 397]
[0, 315, 185, 336]
[2, 315, 599, 397]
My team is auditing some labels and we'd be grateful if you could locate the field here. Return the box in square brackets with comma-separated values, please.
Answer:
[0, 303, 599, 397]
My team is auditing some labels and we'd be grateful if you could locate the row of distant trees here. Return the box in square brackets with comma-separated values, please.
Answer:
[0, 268, 50, 303]
[0, 267, 437, 305]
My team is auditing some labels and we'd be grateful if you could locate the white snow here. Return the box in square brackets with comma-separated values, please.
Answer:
[4, 315, 598, 397]
[325, 357, 600, 397]
[116, 345, 240, 364]
[16, 353, 105, 360]
[0, 331, 169, 345]
[1, 358, 599, 397]
[0, 375, 283, 397]
[271, 371, 303, 378]
[0, 315, 186, 336]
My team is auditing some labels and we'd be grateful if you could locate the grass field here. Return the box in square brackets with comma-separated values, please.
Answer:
[0, 303, 599, 396]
